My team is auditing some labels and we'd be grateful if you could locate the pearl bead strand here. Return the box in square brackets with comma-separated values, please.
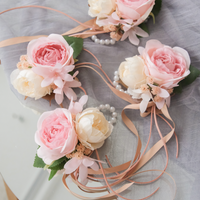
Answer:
[113, 71, 129, 94]
[98, 104, 117, 125]
[91, 35, 116, 45]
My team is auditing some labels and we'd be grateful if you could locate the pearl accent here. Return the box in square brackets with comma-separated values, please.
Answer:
[98, 104, 117, 125]
[110, 39, 116, 45]
[111, 117, 117, 124]
[95, 39, 100, 44]
[112, 71, 129, 95]
[110, 107, 115, 112]
[116, 85, 121, 90]
[100, 39, 105, 45]
[105, 104, 110, 109]
[114, 76, 119, 81]
[91, 35, 116, 46]
[113, 81, 118, 87]
[105, 39, 110, 45]
[112, 112, 117, 118]
[114, 71, 119, 76]
[99, 104, 105, 110]
[91, 35, 97, 41]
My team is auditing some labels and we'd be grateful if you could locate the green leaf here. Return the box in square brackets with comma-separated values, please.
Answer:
[138, 23, 149, 34]
[33, 153, 46, 168]
[180, 65, 200, 87]
[48, 170, 58, 181]
[48, 156, 69, 171]
[173, 65, 200, 94]
[152, 0, 162, 16]
[63, 36, 83, 59]
[48, 156, 68, 169]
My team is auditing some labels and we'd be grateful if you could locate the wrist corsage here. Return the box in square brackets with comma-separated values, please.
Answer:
[114, 39, 200, 112]
[10, 34, 84, 105]
[33, 95, 115, 183]
[88, 0, 162, 45]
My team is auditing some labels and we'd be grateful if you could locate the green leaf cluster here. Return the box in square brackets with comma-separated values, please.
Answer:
[62, 35, 83, 59]
[173, 65, 200, 94]
[152, 0, 162, 16]
[33, 150, 69, 181]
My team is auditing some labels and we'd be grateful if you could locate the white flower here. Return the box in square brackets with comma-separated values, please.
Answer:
[88, 0, 116, 19]
[118, 56, 147, 89]
[76, 108, 113, 150]
[10, 69, 52, 100]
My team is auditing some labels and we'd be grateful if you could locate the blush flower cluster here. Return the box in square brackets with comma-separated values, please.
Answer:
[10, 34, 81, 104]
[118, 40, 191, 112]
[34, 95, 113, 184]
[88, 0, 156, 45]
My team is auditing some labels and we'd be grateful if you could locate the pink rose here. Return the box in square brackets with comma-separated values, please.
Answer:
[116, 0, 155, 23]
[35, 108, 77, 165]
[27, 34, 74, 67]
[139, 40, 191, 88]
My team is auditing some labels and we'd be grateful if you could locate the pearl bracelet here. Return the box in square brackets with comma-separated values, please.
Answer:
[97, 104, 117, 124]
[91, 35, 116, 45]
[112, 71, 129, 94]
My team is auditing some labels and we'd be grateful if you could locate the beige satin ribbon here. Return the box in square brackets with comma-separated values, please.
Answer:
[62, 65, 177, 200]
[0, 5, 105, 48]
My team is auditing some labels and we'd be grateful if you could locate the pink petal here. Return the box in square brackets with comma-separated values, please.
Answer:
[136, 0, 155, 19]
[54, 77, 64, 88]
[32, 66, 53, 78]
[138, 47, 145, 55]
[61, 74, 74, 82]
[67, 80, 81, 88]
[63, 65, 75, 73]
[173, 47, 191, 68]
[129, 30, 140, 46]
[135, 26, 149, 37]
[64, 157, 82, 174]
[121, 30, 130, 41]
[155, 99, 165, 110]
[117, 2, 140, 20]
[145, 40, 164, 52]
[82, 157, 95, 167]
[55, 93, 64, 105]
[140, 99, 149, 113]
[159, 89, 169, 98]
[90, 162, 99, 171]
[79, 95, 88, 106]
[64, 87, 77, 100]
[73, 71, 79, 78]
[41, 77, 54, 87]
[79, 164, 88, 185]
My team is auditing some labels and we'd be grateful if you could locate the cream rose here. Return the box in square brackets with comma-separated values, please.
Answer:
[76, 108, 113, 150]
[10, 69, 52, 99]
[118, 55, 147, 89]
[88, 0, 116, 19]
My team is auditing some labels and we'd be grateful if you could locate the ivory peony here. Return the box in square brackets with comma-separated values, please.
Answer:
[76, 108, 113, 150]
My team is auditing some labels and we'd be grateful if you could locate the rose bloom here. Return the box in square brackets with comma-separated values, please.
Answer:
[88, 0, 116, 19]
[118, 55, 147, 89]
[139, 40, 191, 88]
[116, 0, 155, 24]
[35, 108, 78, 165]
[10, 69, 52, 99]
[76, 108, 113, 150]
[27, 34, 74, 68]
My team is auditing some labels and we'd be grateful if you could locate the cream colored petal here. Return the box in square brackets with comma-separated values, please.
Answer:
[91, 141, 105, 150]
[87, 128, 106, 143]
